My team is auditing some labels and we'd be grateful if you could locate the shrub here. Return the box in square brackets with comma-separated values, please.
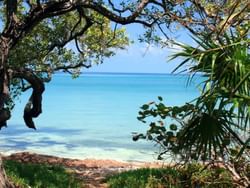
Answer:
[107, 165, 234, 188]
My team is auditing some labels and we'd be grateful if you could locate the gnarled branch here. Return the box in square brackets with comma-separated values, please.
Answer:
[13, 69, 45, 129]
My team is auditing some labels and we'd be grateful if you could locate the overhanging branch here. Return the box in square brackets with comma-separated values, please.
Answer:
[47, 7, 93, 53]
[13, 69, 45, 129]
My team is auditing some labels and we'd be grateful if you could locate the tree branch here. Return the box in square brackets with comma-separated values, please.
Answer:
[47, 8, 93, 53]
[107, 0, 132, 14]
[54, 62, 91, 73]
[13, 69, 45, 129]
[6, 0, 17, 24]
[83, 0, 152, 26]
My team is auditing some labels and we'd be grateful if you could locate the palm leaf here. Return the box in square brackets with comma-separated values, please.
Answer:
[168, 31, 250, 158]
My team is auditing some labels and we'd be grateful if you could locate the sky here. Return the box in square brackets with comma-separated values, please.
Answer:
[85, 24, 193, 74]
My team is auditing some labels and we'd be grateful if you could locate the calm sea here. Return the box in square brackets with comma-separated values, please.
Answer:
[0, 73, 201, 162]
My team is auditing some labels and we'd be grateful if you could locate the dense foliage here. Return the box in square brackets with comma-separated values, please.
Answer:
[133, 0, 249, 185]
[136, 31, 250, 161]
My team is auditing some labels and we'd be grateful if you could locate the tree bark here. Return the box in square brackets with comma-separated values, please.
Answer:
[0, 37, 12, 188]
[0, 157, 13, 188]
[0, 37, 11, 129]
[13, 68, 45, 129]
[0, 69, 10, 129]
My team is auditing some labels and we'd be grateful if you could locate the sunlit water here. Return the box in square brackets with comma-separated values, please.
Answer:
[0, 73, 202, 162]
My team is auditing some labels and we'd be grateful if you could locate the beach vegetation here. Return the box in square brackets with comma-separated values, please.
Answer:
[3, 160, 82, 188]
[107, 164, 235, 188]
[135, 0, 250, 154]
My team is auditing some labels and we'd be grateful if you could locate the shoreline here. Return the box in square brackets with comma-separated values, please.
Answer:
[2, 152, 166, 187]
[1, 149, 160, 164]
[2, 151, 166, 169]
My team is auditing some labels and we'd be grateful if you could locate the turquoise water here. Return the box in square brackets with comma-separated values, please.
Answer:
[0, 73, 201, 162]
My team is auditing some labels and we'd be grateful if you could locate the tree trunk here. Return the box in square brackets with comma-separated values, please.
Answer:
[0, 36, 11, 128]
[0, 69, 10, 129]
[0, 156, 13, 188]
[0, 37, 12, 188]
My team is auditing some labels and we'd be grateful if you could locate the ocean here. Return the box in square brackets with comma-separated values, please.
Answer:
[0, 73, 201, 162]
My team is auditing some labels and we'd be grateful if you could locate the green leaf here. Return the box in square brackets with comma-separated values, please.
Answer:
[141, 104, 149, 110]
[170, 124, 177, 131]
[158, 96, 163, 101]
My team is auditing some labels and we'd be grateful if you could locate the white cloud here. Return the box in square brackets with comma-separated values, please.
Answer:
[139, 44, 167, 56]
[115, 42, 169, 58]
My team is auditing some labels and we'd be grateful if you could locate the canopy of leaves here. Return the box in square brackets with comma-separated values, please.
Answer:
[8, 11, 129, 75]
[5, 9, 129, 109]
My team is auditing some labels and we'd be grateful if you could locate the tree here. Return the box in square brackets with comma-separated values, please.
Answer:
[5, 10, 130, 128]
[134, 0, 249, 185]
[0, 1, 137, 130]
[136, 31, 249, 160]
